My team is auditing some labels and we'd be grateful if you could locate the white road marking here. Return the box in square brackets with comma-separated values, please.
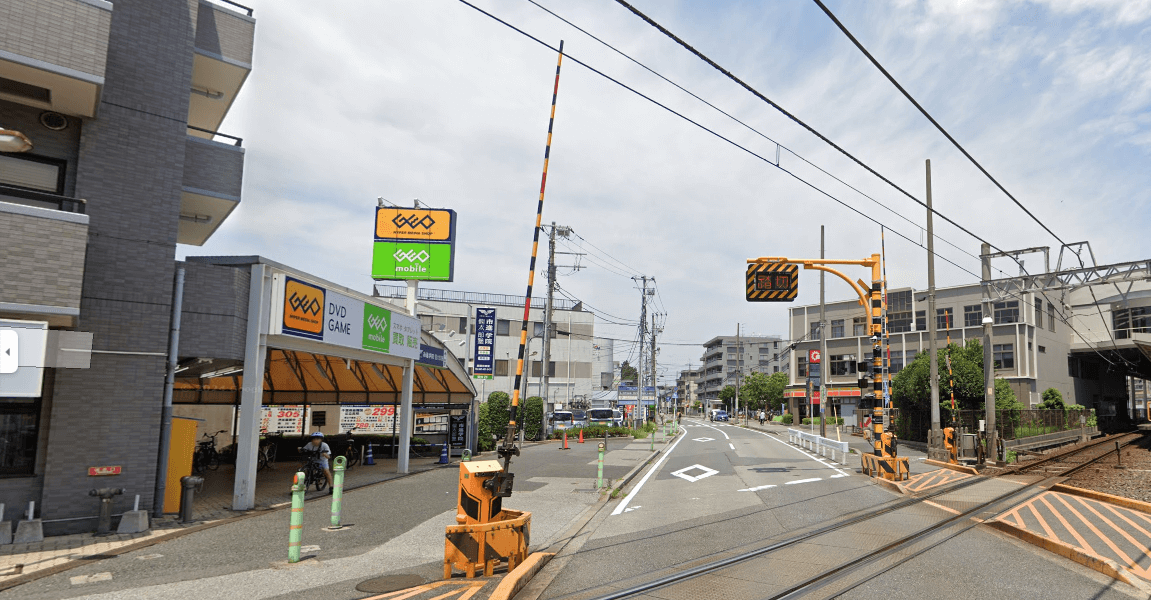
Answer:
[729, 443, 736, 450]
[786, 478, 822, 485]
[71, 572, 113, 585]
[738, 484, 777, 492]
[692, 437, 715, 443]
[612, 425, 689, 515]
[694, 421, 730, 440]
[831, 473, 847, 478]
[300, 545, 321, 553]
[741, 426, 851, 477]
[670, 464, 720, 483]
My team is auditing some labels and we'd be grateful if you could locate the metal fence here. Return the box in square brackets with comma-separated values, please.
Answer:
[891, 407, 1096, 443]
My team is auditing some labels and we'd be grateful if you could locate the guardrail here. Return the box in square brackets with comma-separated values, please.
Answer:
[787, 428, 850, 464]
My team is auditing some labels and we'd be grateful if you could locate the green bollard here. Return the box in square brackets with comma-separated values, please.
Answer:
[289, 471, 306, 563]
[330, 455, 347, 529]
[462, 449, 471, 462]
[597, 442, 605, 489]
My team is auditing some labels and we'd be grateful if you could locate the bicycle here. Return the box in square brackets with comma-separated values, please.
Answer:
[298, 449, 329, 492]
[257, 431, 281, 471]
[193, 430, 226, 474]
[337, 427, 361, 469]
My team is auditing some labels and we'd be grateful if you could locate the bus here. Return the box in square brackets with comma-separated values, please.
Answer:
[548, 411, 574, 435]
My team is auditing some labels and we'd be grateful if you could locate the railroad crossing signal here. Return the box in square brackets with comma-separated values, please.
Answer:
[745, 263, 798, 302]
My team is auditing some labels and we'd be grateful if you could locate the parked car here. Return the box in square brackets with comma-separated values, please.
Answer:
[588, 408, 623, 428]
[714, 410, 730, 422]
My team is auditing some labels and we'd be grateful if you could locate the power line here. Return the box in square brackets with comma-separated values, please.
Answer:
[457, 0, 1125, 368]
[809, 0, 1067, 247]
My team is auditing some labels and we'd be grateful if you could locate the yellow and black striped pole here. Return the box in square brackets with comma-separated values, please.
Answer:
[501, 41, 565, 477]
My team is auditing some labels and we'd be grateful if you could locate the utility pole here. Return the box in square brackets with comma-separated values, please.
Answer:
[819, 226, 828, 438]
[926, 160, 942, 460]
[651, 313, 658, 421]
[541, 222, 557, 420]
[735, 323, 741, 419]
[635, 276, 649, 428]
[981, 242, 998, 464]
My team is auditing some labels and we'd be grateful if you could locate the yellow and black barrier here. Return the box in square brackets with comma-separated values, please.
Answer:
[860, 452, 910, 481]
[444, 460, 531, 578]
[943, 427, 959, 464]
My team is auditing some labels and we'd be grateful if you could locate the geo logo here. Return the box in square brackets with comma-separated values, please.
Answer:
[283, 277, 325, 339]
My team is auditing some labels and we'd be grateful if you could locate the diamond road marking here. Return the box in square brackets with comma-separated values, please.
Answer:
[671, 464, 719, 483]
[692, 437, 715, 443]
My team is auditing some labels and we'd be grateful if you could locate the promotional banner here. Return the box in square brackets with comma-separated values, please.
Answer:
[372, 207, 456, 282]
[261, 405, 307, 434]
[338, 405, 399, 434]
[472, 307, 496, 379]
[277, 275, 421, 361]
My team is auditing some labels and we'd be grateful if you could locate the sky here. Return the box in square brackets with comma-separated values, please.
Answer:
[180, 0, 1151, 386]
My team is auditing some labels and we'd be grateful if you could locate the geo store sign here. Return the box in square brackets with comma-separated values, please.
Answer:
[275, 275, 421, 361]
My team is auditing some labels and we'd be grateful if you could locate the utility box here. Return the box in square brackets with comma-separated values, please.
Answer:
[164, 417, 199, 513]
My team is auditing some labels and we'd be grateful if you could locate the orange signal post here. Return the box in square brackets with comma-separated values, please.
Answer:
[747, 255, 906, 481]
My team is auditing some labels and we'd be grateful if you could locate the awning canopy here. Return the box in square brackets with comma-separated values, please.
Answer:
[174, 348, 472, 406]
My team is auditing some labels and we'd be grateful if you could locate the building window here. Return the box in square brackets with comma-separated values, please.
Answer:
[889, 351, 903, 374]
[853, 317, 866, 336]
[915, 311, 926, 332]
[1035, 299, 1043, 329]
[797, 356, 807, 377]
[831, 320, 845, 338]
[810, 322, 821, 340]
[888, 290, 913, 333]
[1114, 307, 1150, 340]
[0, 153, 66, 194]
[829, 354, 856, 376]
[994, 301, 1019, 324]
[1038, 345, 1046, 353]
[993, 344, 1014, 369]
[0, 400, 39, 476]
[937, 308, 954, 330]
[459, 317, 468, 334]
[1048, 303, 1056, 332]
[495, 360, 509, 376]
[773, 366, 779, 373]
[497, 320, 510, 336]
[419, 315, 433, 331]
[964, 305, 982, 328]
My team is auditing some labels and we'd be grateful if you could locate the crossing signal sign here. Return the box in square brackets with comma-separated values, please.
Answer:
[745, 262, 798, 302]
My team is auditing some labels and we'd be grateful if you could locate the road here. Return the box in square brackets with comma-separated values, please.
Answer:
[538, 419, 1145, 600]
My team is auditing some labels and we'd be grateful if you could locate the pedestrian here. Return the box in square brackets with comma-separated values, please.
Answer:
[758, 409, 765, 425]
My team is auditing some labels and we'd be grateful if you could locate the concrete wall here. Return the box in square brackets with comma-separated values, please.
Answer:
[183, 136, 244, 198]
[0, 0, 112, 79]
[39, 0, 198, 533]
[0, 202, 87, 311]
[194, 1, 254, 65]
[177, 260, 249, 361]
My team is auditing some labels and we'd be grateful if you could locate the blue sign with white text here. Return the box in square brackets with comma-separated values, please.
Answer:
[472, 307, 496, 379]
[418, 344, 446, 369]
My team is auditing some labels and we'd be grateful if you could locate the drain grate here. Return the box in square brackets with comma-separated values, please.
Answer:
[355, 574, 430, 594]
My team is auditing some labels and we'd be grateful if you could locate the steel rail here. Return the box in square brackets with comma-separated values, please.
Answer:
[1011, 431, 1139, 476]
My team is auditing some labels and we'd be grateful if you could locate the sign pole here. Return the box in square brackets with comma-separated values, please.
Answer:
[819, 225, 828, 438]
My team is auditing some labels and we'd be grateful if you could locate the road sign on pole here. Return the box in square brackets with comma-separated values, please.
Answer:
[745, 263, 798, 302]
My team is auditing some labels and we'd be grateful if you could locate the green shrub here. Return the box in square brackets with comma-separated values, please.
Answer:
[781, 414, 794, 424]
[1040, 388, 1065, 410]
[799, 417, 844, 425]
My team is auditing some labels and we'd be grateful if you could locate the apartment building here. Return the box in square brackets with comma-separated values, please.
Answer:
[698, 334, 788, 406]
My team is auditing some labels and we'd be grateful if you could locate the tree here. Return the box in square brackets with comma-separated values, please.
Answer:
[993, 378, 1026, 411]
[718, 385, 736, 408]
[522, 396, 544, 440]
[478, 391, 510, 450]
[891, 340, 985, 412]
[739, 372, 770, 412]
[620, 361, 638, 384]
[764, 371, 789, 412]
[1040, 388, 1065, 410]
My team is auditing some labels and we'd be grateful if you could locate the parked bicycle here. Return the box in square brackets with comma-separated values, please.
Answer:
[257, 430, 282, 471]
[337, 427, 361, 469]
[193, 430, 227, 474]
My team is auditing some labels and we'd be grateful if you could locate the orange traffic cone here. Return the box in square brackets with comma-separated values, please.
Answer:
[560, 430, 570, 450]
[578, 430, 585, 444]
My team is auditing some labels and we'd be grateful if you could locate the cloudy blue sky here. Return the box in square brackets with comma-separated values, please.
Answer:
[181, 0, 1151, 384]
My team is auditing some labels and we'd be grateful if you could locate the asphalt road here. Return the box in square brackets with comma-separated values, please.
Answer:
[538, 419, 1148, 600]
[5, 440, 634, 600]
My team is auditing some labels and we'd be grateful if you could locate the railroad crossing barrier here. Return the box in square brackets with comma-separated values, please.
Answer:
[444, 460, 530, 578]
[788, 429, 851, 464]
[860, 453, 910, 481]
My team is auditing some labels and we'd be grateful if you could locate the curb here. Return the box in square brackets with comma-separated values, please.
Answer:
[986, 519, 1151, 594]
[1050, 483, 1151, 515]
[0, 466, 441, 592]
[924, 459, 980, 476]
[489, 551, 554, 600]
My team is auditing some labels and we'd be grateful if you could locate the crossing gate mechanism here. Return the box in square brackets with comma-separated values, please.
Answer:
[746, 262, 798, 302]
[444, 460, 530, 578]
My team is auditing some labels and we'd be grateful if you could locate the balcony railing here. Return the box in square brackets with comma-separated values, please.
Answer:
[375, 284, 577, 311]
[203, 0, 253, 16]
[0, 184, 85, 214]
[187, 125, 243, 147]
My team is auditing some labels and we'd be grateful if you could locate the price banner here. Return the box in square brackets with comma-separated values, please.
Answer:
[261, 405, 306, 434]
[339, 405, 400, 434]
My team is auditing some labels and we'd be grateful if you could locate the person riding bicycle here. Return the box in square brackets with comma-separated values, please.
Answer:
[299, 432, 334, 493]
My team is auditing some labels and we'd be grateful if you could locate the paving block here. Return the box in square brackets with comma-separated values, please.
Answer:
[116, 510, 149, 534]
[0, 521, 10, 544]
[15, 519, 44, 543]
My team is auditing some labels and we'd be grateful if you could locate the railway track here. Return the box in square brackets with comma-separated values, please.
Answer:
[568, 431, 1148, 600]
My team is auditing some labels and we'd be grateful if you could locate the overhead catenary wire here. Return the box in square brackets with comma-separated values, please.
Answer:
[457, 0, 1124, 368]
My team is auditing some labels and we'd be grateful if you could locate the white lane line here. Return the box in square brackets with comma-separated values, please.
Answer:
[786, 478, 822, 485]
[831, 473, 847, 478]
[612, 425, 689, 516]
[742, 427, 851, 477]
[738, 484, 777, 492]
[729, 443, 735, 450]
[693, 420, 730, 440]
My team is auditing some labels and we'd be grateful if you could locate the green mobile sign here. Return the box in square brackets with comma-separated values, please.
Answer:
[371, 242, 454, 281]
[362, 303, 391, 353]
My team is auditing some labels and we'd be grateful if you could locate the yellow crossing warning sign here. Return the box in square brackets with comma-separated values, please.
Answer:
[745, 262, 798, 302]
